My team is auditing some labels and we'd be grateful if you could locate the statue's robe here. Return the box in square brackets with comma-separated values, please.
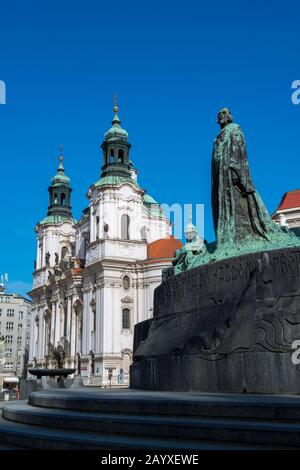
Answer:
[212, 123, 278, 246]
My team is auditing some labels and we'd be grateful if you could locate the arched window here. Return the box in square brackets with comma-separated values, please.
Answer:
[54, 193, 58, 204]
[109, 149, 115, 164]
[61, 193, 66, 206]
[96, 216, 99, 240]
[118, 149, 124, 162]
[122, 309, 130, 329]
[121, 214, 130, 240]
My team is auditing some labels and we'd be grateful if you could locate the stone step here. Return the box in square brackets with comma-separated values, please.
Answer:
[28, 388, 300, 422]
[0, 415, 268, 450]
[4, 401, 300, 448]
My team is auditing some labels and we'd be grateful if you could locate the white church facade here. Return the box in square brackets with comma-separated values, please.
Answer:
[28, 101, 182, 386]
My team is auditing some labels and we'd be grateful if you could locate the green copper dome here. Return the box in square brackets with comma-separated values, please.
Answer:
[95, 175, 139, 188]
[143, 194, 158, 205]
[104, 108, 128, 141]
[185, 223, 197, 233]
[103, 95, 128, 141]
[51, 156, 70, 186]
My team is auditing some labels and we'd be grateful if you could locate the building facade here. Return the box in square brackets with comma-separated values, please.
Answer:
[273, 189, 300, 230]
[0, 287, 31, 391]
[28, 101, 181, 386]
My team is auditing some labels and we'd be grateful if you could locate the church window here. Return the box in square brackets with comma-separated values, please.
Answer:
[118, 149, 124, 162]
[61, 193, 66, 206]
[122, 309, 130, 329]
[96, 216, 99, 240]
[54, 193, 58, 204]
[121, 214, 130, 240]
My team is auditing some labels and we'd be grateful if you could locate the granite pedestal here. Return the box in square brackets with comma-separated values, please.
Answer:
[131, 247, 300, 393]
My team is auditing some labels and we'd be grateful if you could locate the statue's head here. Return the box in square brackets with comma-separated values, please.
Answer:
[217, 108, 233, 128]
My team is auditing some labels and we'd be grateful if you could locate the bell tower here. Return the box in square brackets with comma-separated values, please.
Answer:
[101, 96, 132, 178]
[47, 146, 73, 219]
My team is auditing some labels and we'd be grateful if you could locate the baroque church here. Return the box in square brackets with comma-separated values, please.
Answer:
[28, 100, 182, 386]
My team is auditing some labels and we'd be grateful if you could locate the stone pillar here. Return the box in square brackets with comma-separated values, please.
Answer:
[66, 296, 72, 342]
[70, 303, 76, 357]
[95, 287, 101, 354]
[54, 302, 60, 345]
[82, 290, 90, 355]
[50, 304, 56, 345]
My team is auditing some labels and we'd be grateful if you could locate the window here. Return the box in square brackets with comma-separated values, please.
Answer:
[0, 297, 3, 303]
[6, 322, 14, 330]
[5, 349, 12, 357]
[6, 297, 10, 303]
[5, 335, 13, 344]
[118, 149, 124, 162]
[109, 149, 115, 163]
[3, 363, 13, 370]
[0, 308, 2, 316]
[61, 193, 66, 206]
[19, 311, 23, 319]
[122, 309, 130, 330]
[96, 216, 99, 240]
[18, 323, 22, 332]
[17, 349, 21, 358]
[54, 192, 58, 204]
[7, 309, 14, 317]
[121, 214, 130, 240]
[17, 336, 22, 345]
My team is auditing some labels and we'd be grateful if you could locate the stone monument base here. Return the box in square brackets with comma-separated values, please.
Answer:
[131, 247, 300, 394]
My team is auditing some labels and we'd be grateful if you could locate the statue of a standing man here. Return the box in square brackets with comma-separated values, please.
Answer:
[212, 108, 286, 248]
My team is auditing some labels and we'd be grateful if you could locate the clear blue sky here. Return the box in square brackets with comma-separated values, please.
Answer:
[0, 0, 299, 297]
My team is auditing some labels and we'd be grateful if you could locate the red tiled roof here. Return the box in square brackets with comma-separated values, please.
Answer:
[71, 268, 82, 275]
[147, 236, 183, 260]
[276, 190, 300, 211]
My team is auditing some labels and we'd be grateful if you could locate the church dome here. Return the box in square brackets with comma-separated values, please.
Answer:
[104, 100, 128, 141]
[143, 194, 158, 205]
[184, 223, 197, 233]
[51, 155, 70, 186]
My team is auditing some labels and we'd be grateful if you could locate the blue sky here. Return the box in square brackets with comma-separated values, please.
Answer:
[0, 0, 299, 297]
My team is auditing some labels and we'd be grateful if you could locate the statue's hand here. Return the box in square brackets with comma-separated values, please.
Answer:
[231, 169, 240, 185]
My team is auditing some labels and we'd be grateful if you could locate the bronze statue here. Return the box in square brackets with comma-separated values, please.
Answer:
[212, 108, 293, 249]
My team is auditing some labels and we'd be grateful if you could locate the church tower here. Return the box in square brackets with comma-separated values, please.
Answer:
[100, 96, 132, 179]
[47, 146, 73, 220]
[34, 148, 76, 272]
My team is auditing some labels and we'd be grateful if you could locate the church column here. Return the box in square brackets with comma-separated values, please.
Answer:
[66, 295, 72, 342]
[70, 303, 77, 357]
[82, 289, 90, 355]
[54, 301, 60, 345]
[38, 308, 44, 359]
[50, 304, 56, 345]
